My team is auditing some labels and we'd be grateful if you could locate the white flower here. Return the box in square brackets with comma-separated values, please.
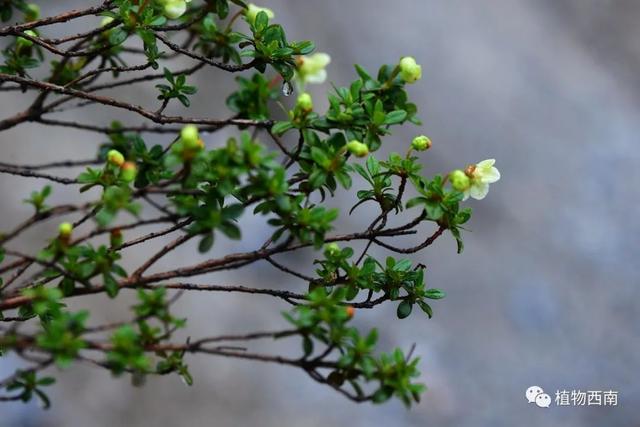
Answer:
[296, 52, 331, 86]
[463, 159, 500, 201]
[245, 3, 275, 25]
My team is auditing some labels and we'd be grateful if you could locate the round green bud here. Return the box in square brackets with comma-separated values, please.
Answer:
[180, 124, 200, 149]
[16, 30, 37, 49]
[449, 169, 471, 192]
[120, 161, 137, 183]
[399, 56, 422, 84]
[346, 140, 369, 158]
[163, 0, 188, 20]
[25, 4, 40, 21]
[296, 92, 313, 112]
[411, 135, 432, 151]
[58, 222, 73, 238]
[107, 149, 125, 167]
[324, 242, 340, 257]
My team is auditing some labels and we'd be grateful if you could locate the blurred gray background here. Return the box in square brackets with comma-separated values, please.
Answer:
[1, 0, 639, 426]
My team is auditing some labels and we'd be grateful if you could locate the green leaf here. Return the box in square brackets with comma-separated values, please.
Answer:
[103, 273, 119, 298]
[254, 10, 269, 31]
[450, 227, 464, 254]
[417, 300, 433, 318]
[310, 147, 330, 168]
[406, 196, 428, 209]
[396, 299, 413, 319]
[36, 377, 56, 386]
[59, 278, 75, 296]
[271, 121, 294, 136]
[425, 201, 444, 220]
[308, 169, 327, 188]
[424, 289, 446, 300]
[372, 387, 392, 404]
[335, 171, 352, 189]
[34, 389, 51, 409]
[384, 110, 407, 125]
[109, 28, 128, 46]
[302, 336, 313, 356]
[223, 204, 244, 219]
[354, 64, 372, 81]
[198, 233, 214, 253]
[220, 222, 241, 239]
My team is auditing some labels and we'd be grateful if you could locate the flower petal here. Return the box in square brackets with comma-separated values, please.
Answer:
[469, 182, 489, 200]
[480, 166, 500, 184]
[305, 69, 327, 84]
[476, 159, 495, 169]
[312, 53, 331, 68]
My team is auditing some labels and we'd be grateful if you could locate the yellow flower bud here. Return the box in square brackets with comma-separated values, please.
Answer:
[180, 124, 200, 149]
[120, 161, 137, 183]
[296, 92, 313, 112]
[58, 222, 73, 239]
[346, 140, 369, 158]
[107, 149, 125, 167]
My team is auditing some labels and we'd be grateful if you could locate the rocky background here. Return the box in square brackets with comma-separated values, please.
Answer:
[1, 0, 639, 426]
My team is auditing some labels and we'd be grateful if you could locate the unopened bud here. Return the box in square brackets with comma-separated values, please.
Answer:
[324, 242, 340, 257]
[411, 135, 431, 151]
[107, 149, 125, 167]
[346, 140, 369, 158]
[163, 0, 188, 20]
[346, 306, 355, 319]
[449, 169, 471, 192]
[296, 92, 313, 113]
[180, 124, 199, 148]
[399, 56, 422, 84]
[25, 4, 40, 21]
[58, 222, 73, 239]
[120, 161, 137, 183]
[110, 229, 123, 248]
